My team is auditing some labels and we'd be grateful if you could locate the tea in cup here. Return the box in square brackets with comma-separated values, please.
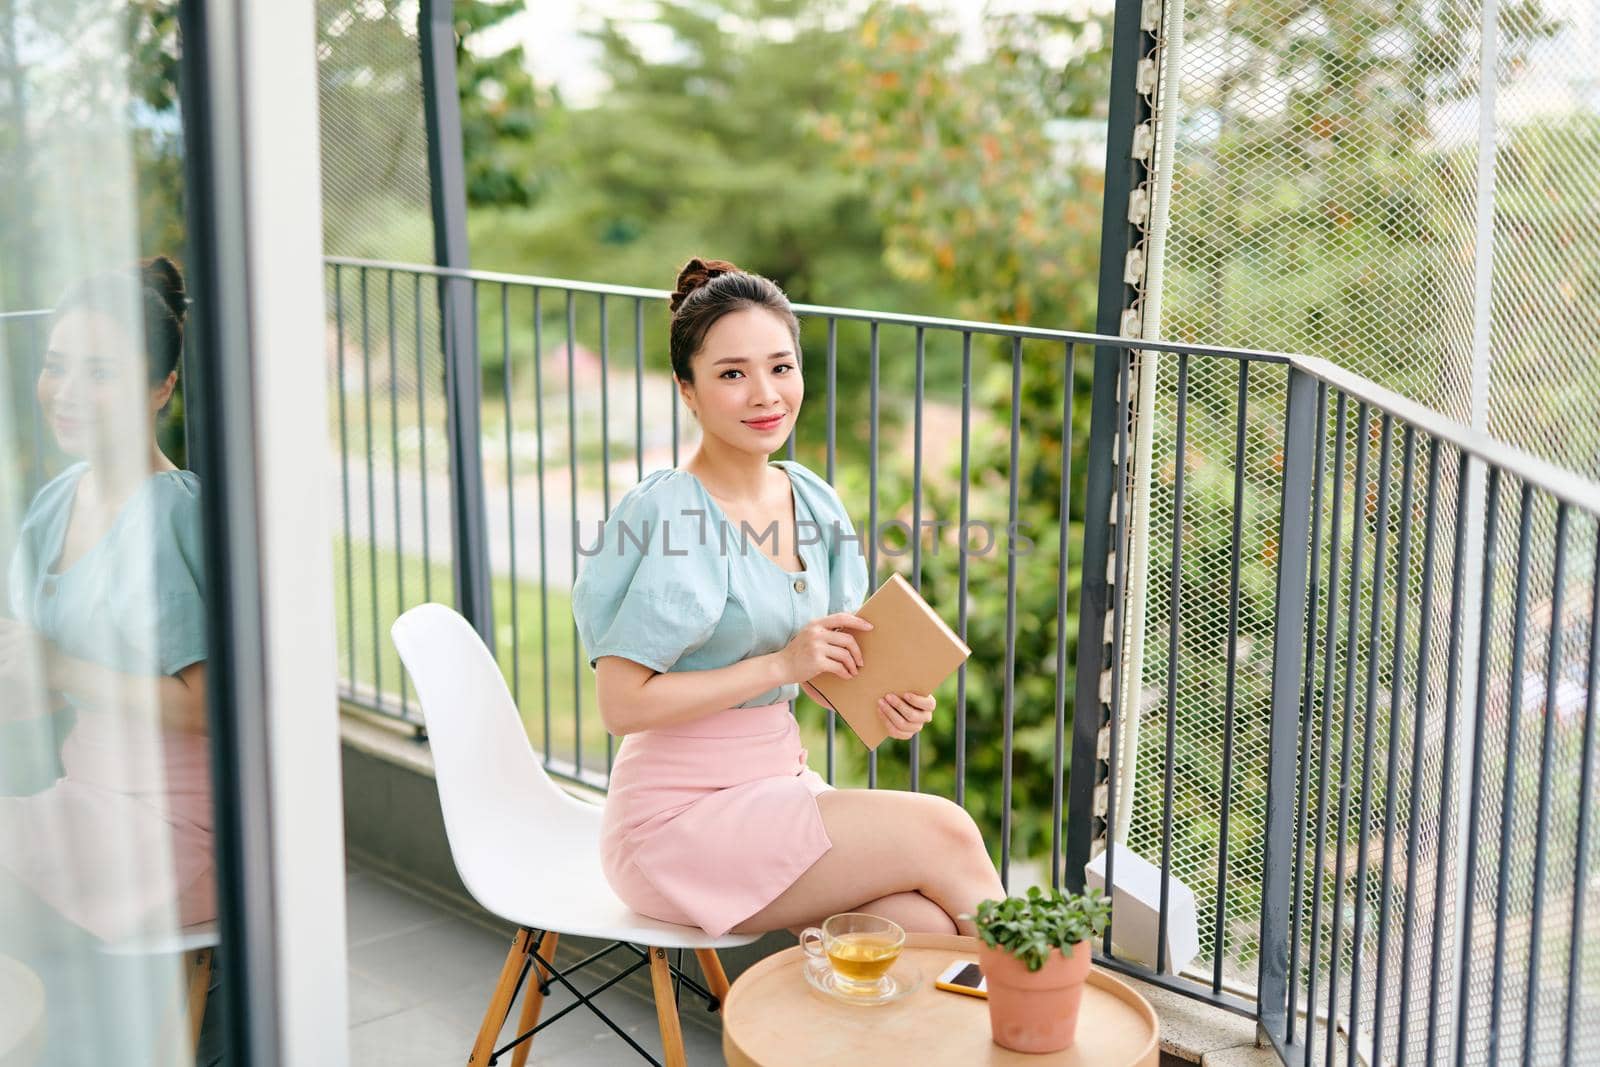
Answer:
[800, 913, 905, 995]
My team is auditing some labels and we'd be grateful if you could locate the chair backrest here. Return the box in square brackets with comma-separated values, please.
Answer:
[390, 603, 585, 906]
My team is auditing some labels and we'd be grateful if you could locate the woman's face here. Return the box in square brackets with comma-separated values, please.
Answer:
[678, 307, 803, 456]
[38, 308, 173, 461]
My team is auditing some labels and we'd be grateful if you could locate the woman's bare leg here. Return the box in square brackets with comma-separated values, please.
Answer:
[857, 891, 960, 934]
[783, 892, 954, 937]
[783, 892, 954, 938]
[735, 789, 1004, 937]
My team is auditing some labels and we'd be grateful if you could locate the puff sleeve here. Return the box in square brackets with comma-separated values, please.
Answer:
[571, 474, 729, 673]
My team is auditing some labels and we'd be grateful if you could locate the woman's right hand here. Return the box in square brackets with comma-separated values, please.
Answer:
[778, 612, 873, 684]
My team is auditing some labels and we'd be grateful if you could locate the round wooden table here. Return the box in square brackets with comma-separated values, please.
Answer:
[0, 955, 45, 1067]
[722, 933, 1158, 1067]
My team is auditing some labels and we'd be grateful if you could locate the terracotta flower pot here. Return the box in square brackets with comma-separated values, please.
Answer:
[976, 938, 1092, 1054]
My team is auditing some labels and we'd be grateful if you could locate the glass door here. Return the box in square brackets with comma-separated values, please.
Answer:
[0, 1, 347, 1062]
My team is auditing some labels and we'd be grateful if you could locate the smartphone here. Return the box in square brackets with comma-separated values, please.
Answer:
[934, 960, 987, 998]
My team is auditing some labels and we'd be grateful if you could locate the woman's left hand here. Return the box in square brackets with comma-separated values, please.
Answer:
[877, 691, 935, 741]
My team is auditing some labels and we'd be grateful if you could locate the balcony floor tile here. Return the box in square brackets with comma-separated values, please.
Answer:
[345, 860, 726, 1064]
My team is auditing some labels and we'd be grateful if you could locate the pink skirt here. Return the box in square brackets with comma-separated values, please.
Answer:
[600, 701, 834, 938]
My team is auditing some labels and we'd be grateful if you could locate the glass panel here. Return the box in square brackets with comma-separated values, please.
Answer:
[0, 2, 226, 1063]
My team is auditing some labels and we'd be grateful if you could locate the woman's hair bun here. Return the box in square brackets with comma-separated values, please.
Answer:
[139, 255, 187, 325]
[670, 256, 740, 314]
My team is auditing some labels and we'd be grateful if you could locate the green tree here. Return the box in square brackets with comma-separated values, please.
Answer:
[452, 0, 551, 208]
[823, 2, 1112, 873]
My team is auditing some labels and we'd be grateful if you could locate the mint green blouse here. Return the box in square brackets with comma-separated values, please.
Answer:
[572, 460, 869, 708]
[8, 462, 207, 680]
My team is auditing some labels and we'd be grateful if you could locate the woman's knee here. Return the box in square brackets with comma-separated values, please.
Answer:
[927, 795, 989, 857]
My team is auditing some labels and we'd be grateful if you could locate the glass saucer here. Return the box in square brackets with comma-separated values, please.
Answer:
[802, 954, 922, 1006]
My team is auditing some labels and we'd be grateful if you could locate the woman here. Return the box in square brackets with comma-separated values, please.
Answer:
[0, 256, 219, 1061]
[573, 257, 1004, 940]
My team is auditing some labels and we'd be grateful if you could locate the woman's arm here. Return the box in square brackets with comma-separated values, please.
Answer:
[47, 651, 208, 735]
[0, 618, 207, 733]
[596, 611, 873, 736]
[596, 651, 789, 736]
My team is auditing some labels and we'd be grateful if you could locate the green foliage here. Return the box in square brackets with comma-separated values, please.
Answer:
[809, 2, 1111, 871]
[968, 885, 1112, 972]
[452, 1, 551, 208]
[476, 0, 884, 290]
[825, 2, 1106, 325]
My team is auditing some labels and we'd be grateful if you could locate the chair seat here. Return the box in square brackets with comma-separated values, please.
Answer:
[101, 920, 221, 956]
[463, 786, 758, 951]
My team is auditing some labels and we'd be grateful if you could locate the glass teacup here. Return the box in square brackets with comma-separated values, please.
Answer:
[800, 913, 905, 995]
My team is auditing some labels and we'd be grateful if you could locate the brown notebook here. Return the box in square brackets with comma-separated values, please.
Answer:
[805, 572, 972, 751]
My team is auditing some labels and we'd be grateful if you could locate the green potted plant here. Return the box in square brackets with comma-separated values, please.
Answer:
[964, 885, 1112, 1053]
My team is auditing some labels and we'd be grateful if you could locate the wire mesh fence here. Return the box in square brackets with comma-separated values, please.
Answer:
[1110, 0, 1600, 1055]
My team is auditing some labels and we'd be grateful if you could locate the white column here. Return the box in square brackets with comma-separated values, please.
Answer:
[238, 0, 349, 1058]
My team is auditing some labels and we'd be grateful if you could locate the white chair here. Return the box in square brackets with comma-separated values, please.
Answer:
[391, 603, 758, 1067]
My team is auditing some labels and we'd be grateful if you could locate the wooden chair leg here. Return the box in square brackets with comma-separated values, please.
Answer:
[469, 928, 535, 1067]
[647, 946, 688, 1067]
[693, 948, 730, 1006]
[509, 931, 559, 1067]
[187, 947, 214, 1051]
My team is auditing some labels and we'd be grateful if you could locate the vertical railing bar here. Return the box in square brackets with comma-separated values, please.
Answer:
[1102, 348, 1133, 956]
[670, 301, 680, 468]
[956, 331, 973, 809]
[867, 320, 879, 789]
[1260, 367, 1319, 1038]
[387, 271, 409, 717]
[783, 315, 797, 464]
[910, 326, 927, 793]
[1305, 392, 1350, 1067]
[1561, 521, 1600, 1065]
[634, 297, 644, 484]
[1396, 438, 1443, 1067]
[1051, 340, 1074, 889]
[1214, 360, 1251, 994]
[1425, 450, 1473, 1065]
[1000, 335, 1021, 889]
[599, 293, 613, 775]
[25, 315, 46, 489]
[1347, 412, 1395, 1066]
[1371, 425, 1419, 1066]
[1520, 501, 1568, 1066]
[415, 273, 433, 605]
[566, 289, 582, 774]
[599, 292, 611, 517]
[1487, 483, 1537, 1065]
[825, 316, 837, 784]
[1452, 466, 1503, 1067]
[335, 265, 356, 687]
[362, 267, 384, 703]
[534, 288, 551, 765]
[1325, 401, 1372, 1067]
[1157, 352, 1189, 975]
[1286, 378, 1329, 1039]
[502, 283, 521, 713]
[824, 318, 838, 483]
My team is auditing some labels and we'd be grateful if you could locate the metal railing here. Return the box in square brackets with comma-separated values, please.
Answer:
[1076, 347, 1600, 1063]
[322, 256, 1600, 1063]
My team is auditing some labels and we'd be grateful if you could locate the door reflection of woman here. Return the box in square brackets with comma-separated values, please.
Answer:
[0, 256, 221, 1064]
